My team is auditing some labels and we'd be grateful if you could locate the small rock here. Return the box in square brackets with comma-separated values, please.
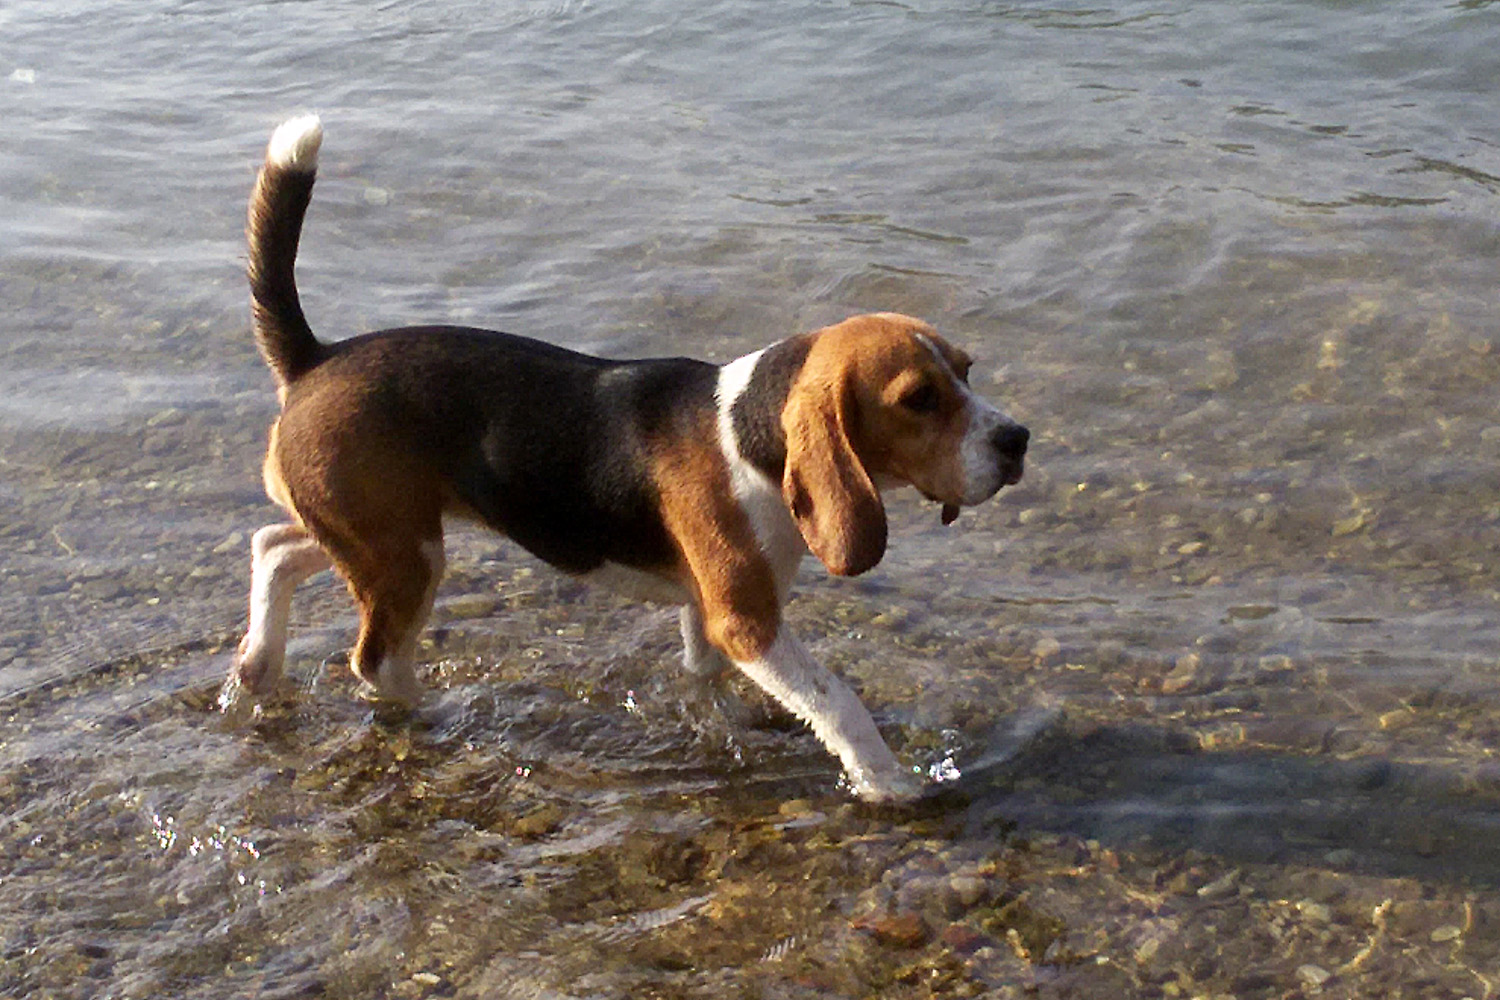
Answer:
[1166, 871, 1197, 895]
[1196, 869, 1239, 899]
[1324, 848, 1356, 867]
[1352, 758, 1393, 790]
[78, 579, 130, 600]
[1032, 637, 1062, 665]
[212, 532, 245, 556]
[940, 923, 987, 954]
[1297, 964, 1331, 989]
[1162, 654, 1201, 694]
[947, 874, 988, 909]
[1378, 709, 1415, 731]
[894, 875, 941, 913]
[1296, 900, 1332, 924]
[511, 804, 562, 839]
[146, 407, 186, 428]
[1430, 924, 1463, 943]
[1331, 511, 1367, 537]
[1257, 654, 1294, 674]
[856, 912, 930, 949]
[444, 594, 499, 619]
[1233, 971, 1278, 993]
[778, 798, 815, 818]
[1095, 640, 1126, 668]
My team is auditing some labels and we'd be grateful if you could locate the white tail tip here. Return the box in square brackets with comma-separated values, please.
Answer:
[266, 114, 323, 172]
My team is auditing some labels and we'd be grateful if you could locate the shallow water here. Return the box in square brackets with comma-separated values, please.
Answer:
[4, 1, 1500, 996]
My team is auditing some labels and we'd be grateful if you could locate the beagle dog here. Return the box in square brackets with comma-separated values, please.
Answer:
[229, 116, 1029, 803]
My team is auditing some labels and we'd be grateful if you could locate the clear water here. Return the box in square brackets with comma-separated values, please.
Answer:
[3, 1, 1500, 996]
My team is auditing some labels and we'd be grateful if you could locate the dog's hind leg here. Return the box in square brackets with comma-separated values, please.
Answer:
[680, 602, 763, 729]
[681, 603, 731, 680]
[233, 523, 332, 695]
[336, 533, 446, 709]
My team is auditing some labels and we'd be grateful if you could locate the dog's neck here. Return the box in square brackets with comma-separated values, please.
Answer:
[719, 334, 812, 480]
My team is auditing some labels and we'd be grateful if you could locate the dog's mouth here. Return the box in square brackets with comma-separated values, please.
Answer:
[934, 457, 1026, 525]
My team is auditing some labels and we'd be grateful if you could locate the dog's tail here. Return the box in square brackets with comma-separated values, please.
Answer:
[247, 114, 326, 390]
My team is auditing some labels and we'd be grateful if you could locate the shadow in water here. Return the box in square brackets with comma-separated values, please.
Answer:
[952, 708, 1500, 887]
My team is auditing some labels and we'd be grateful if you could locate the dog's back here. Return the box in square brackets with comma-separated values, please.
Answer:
[245, 120, 719, 578]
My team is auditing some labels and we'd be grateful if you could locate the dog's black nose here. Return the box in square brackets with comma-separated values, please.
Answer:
[993, 423, 1029, 458]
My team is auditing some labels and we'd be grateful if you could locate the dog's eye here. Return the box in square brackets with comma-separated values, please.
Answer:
[899, 382, 940, 414]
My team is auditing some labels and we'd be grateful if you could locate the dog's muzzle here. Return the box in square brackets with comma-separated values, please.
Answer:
[944, 417, 1029, 523]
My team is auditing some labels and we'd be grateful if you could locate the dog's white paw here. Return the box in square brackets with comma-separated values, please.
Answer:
[851, 765, 928, 805]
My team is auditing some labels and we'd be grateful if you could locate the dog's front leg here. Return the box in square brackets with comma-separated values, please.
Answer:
[731, 626, 925, 803]
[656, 455, 922, 802]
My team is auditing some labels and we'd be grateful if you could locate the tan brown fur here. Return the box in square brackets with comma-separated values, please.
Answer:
[782, 347, 888, 577]
[263, 374, 450, 697]
[781, 314, 978, 574]
[260, 423, 294, 512]
[648, 410, 782, 663]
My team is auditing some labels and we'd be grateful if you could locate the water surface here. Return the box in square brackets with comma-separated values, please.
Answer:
[3, 1, 1500, 996]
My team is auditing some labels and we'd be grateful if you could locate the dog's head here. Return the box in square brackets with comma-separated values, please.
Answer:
[782, 313, 1028, 576]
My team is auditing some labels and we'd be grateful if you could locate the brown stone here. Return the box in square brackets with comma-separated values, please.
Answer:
[855, 911, 931, 949]
[940, 923, 988, 954]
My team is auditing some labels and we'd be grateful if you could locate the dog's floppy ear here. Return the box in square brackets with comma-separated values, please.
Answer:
[782, 373, 887, 576]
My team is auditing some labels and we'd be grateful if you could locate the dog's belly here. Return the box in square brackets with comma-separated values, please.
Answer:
[442, 508, 684, 603]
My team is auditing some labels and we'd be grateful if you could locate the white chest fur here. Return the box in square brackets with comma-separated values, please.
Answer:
[715, 350, 808, 601]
